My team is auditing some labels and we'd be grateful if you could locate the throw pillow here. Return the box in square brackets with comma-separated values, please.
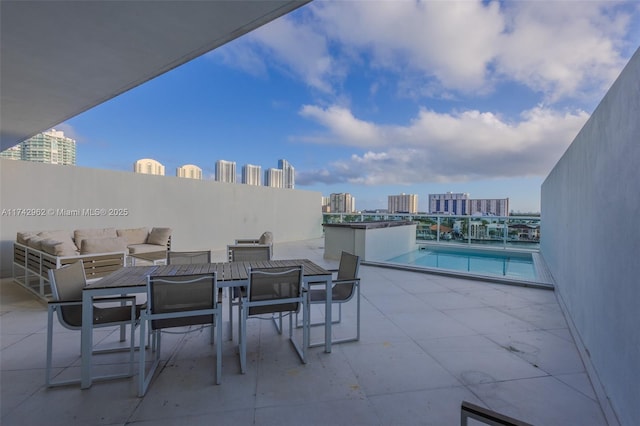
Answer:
[147, 227, 172, 246]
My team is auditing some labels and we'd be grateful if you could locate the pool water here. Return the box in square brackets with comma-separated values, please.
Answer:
[386, 246, 536, 281]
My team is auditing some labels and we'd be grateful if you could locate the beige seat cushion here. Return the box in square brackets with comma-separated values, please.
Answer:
[117, 227, 149, 245]
[74, 228, 117, 251]
[147, 227, 172, 246]
[80, 236, 128, 254]
[128, 243, 167, 254]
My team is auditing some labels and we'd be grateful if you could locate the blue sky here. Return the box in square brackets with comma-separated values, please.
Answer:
[61, 0, 640, 213]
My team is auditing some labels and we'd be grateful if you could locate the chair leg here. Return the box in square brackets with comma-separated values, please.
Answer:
[216, 315, 222, 385]
[138, 319, 147, 397]
[272, 312, 283, 334]
[227, 288, 233, 341]
[45, 306, 55, 387]
[138, 323, 162, 397]
[239, 306, 247, 374]
[308, 283, 361, 348]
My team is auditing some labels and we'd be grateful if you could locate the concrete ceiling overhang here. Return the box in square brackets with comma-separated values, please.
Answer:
[0, 0, 310, 151]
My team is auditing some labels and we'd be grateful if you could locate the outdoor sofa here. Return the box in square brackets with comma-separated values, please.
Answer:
[13, 227, 171, 299]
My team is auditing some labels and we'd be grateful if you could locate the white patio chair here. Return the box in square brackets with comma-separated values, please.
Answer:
[46, 261, 140, 387]
[238, 265, 308, 374]
[138, 272, 222, 396]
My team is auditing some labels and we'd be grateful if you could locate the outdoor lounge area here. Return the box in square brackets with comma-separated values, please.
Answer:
[1, 238, 607, 425]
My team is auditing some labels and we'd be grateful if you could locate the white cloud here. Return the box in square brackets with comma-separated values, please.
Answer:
[296, 104, 589, 185]
[238, 0, 636, 101]
[216, 0, 636, 189]
[495, 1, 633, 101]
[215, 11, 339, 92]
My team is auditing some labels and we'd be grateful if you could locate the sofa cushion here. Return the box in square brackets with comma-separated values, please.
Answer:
[146, 227, 172, 246]
[26, 235, 48, 250]
[128, 243, 167, 255]
[74, 228, 117, 251]
[117, 227, 149, 245]
[16, 231, 39, 245]
[80, 236, 128, 254]
[40, 239, 79, 257]
[259, 231, 273, 245]
[38, 230, 76, 251]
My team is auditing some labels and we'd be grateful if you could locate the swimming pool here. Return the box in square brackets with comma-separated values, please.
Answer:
[385, 245, 538, 282]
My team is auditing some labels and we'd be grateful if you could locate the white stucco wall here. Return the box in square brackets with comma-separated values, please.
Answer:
[0, 160, 323, 277]
[541, 47, 640, 426]
[323, 223, 416, 261]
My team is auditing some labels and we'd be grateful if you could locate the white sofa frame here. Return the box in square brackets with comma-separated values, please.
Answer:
[13, 242, 127, 300]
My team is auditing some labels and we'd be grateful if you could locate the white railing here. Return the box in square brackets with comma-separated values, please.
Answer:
[322, 213, 540, 250]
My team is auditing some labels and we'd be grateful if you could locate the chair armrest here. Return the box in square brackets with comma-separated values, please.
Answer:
[48, 299, 82, 307]
[332, 278, 360, 285]
[49, 296, 137, 307]
[91, 295, 138, 305]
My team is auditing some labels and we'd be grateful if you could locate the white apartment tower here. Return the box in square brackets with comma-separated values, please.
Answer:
[1, 129, 76, 165]
[429, 192, 470, 215]
[134, 158, 165, 175]
[469, 198, 510, 216]
[429, 192, 510, 216]
[278, 159, 295, 189]
[215, 160, 236, 183]
[176, 164, 202, 179]
[330, 193, 355, 213]
[388, 193, 418, 213]
[242, 164, 262, 186]
[264, 168, 284, 188]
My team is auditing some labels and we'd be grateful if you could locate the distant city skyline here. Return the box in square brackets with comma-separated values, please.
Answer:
[17, 2, 639, 213]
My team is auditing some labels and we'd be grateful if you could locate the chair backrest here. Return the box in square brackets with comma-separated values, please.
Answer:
[228, 244, 272, 262]
[247, 266, 303, 316]
[167, 250, 211, 265]
[334, 251, 360, 301]
[48, 261, 87, 327]
[147, 273, 217, 330]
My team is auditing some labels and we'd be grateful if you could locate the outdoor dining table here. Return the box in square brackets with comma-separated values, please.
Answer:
[80, 259, 333, 389]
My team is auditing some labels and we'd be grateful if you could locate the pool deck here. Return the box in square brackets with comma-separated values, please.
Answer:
[1, 238, 607, 425]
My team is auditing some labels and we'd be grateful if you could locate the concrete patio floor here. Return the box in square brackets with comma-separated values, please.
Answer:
[0, 238, 607, 425]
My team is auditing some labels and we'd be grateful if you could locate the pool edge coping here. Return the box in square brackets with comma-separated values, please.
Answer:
[362, 260, 555, 291]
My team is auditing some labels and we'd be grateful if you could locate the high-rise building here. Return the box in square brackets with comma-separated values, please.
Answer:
[264, 168, 283, 188]
[134, 158, 165, 175]
[388, 193, 418, 213]
[429, 192, 470, 215]
[176, 164, 202, 179]
[469, 198, 510, 216]
[215, 160, 236, 183]
[278, 159, 295, 189]
[330, 193, 355, 213]
[0, 129, 76, 164]
[429, 192, 510, 216]
[321, 196, 331, 213]
[0, 145, 22, 160]
[242, 164, 262, 186]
